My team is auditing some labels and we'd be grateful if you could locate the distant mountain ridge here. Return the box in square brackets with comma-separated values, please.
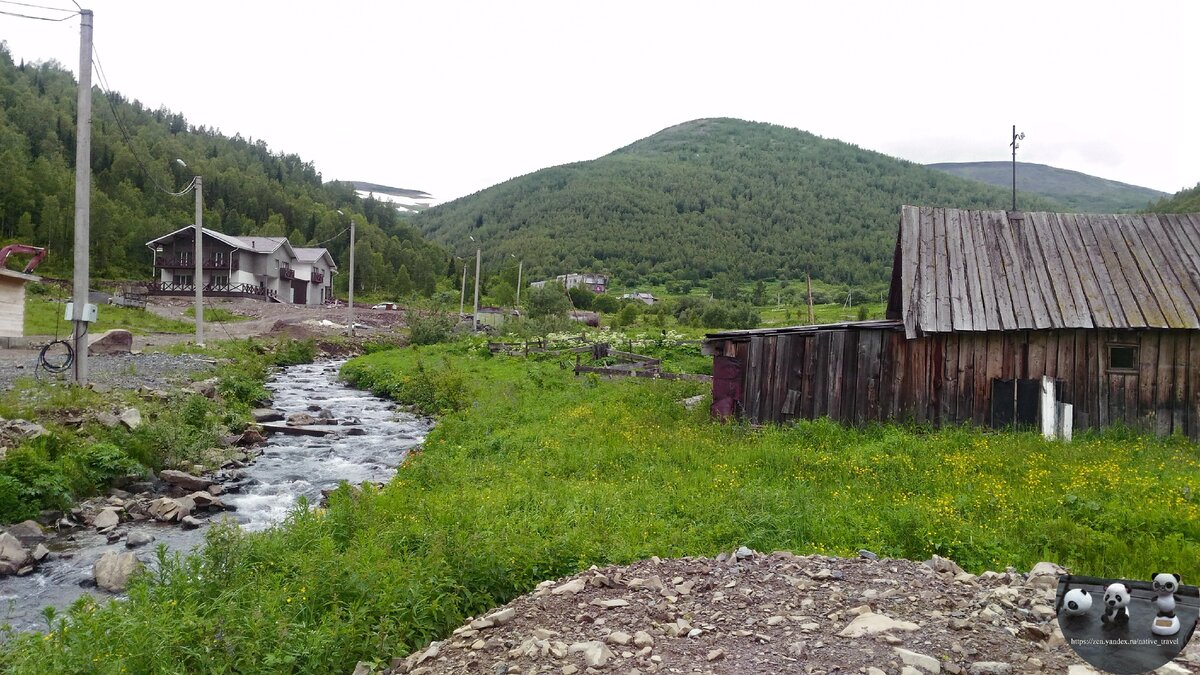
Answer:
[413, 118, 1061, 289]
[927, 161, 1166, 213]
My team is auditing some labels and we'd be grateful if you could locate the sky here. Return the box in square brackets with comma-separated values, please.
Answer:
[2, 0, 1197, 204]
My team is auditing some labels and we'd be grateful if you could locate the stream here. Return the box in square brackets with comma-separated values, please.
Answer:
[0, 360, 430, 634]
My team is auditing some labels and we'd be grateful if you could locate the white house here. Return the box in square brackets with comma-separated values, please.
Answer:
[529, 273, 608, 294]
[145, 227, 336, 306]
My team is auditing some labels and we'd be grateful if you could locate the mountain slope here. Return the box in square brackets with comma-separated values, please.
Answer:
[415, 118, 1062, 289]
[927, 161, 1165, 213]
[0, 46, 443, 297]
[1147, 183, 1200, 214]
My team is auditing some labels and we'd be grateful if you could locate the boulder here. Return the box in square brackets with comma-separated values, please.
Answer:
[838, 611, 921, 637]
[32, 543, 50, 561]
[925, 554, 965, 576]
[190, 491, 226, 510]
[93, 508, 121, 531]
[119, 408, 142, 431]
[236, 428, 267, 446]
[158, 469, 213, 492]
[87, 329, 133, 356]
[180, 515, 203, 530]
[93, 551, 142, 592]
[148, 497, 182, 522]
[125, 531, 155, 548]
[286, 413, 318, 427]
[94, 411, 121, 428]
[6, 519, 47, 547]
[190, 378, 219, 399]
[0, 532, 32, 572]
[251, 409, 284, 423]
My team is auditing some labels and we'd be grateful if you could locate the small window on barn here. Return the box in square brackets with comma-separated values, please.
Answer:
[1108, 344, 1138, 372]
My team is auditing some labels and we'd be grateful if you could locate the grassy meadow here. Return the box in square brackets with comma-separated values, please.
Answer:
[3, 340, 1197, 673]
[23, 295, 193, 336]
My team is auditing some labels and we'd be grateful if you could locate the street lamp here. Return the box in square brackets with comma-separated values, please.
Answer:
[176, 159, 203, 346]
[336, 210, 356, 336]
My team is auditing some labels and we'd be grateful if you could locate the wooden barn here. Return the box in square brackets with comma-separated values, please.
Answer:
[703, 206, 1200, 439]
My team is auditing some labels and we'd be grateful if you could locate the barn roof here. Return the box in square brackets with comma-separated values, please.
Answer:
[888, 206, 1200, 338]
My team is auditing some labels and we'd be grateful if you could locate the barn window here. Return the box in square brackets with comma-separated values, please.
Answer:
[1108, 344, 1138, 372]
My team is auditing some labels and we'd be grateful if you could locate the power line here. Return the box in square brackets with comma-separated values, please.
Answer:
[92, 43, 197, 198]
[311, 226, 350, 248]
[0, 0, 76, 13]
[0, 6, 76, 20]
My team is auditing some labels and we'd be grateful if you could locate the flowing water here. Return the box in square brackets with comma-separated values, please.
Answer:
[0, 360, 430, 634]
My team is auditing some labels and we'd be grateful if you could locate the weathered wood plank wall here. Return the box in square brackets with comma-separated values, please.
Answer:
[709, 327, 1200, 439]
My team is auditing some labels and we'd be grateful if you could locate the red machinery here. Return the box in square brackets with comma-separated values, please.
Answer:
[0, 244, 47, 274]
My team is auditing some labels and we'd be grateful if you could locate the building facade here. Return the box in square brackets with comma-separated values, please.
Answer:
[529, 273, 608, 294]
[145, 227, 336, 306]
[704, 207, 1200, 439]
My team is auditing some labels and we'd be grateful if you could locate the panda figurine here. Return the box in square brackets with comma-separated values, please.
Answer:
[1101, 582, 1131, 625]
[1151, 572, 1181, 636]
[1061, 588, 1093, 616]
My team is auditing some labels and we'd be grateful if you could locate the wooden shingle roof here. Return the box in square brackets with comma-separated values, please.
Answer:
[889, 206, 1200, 338]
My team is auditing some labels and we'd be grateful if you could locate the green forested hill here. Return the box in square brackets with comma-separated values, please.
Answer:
[927, 161, 1166, 213]
[414, 118, 1062, 288]
[0, 45, 443, 296]
[1147, 183, 1200, 214]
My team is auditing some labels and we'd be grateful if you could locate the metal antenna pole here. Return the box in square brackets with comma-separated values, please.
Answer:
[516, 260, 522, 308]
[72, 9, 94, 386]
[193, 176, 204, 346]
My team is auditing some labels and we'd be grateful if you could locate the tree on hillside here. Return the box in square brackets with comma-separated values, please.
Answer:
[526, 284, 571, 319]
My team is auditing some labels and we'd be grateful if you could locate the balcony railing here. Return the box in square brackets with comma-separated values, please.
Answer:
[155, 256, 239, 271]
[311, 270, 325, 284]
[279, 267, 295, 280]
[146, 281, 276, 299]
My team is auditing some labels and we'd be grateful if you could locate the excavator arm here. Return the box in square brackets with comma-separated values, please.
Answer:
[0, 244, 47, 274]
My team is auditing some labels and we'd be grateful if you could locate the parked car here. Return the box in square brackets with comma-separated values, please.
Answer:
[371, 302, 401, 311]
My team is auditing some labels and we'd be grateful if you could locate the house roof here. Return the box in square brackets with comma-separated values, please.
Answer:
[292, 247, 337, 269]
[889, 206, 1200, 338]
[145, 227, 293, 256]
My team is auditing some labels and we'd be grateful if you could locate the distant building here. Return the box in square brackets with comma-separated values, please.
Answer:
[145, 226, 336, 306]
[529, 273, 608, 294]
[621, 292, 659, 305]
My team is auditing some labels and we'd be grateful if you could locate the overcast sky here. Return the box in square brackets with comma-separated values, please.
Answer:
[3, 0, 1197, 204]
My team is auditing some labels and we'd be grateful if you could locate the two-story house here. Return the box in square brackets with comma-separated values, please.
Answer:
[145, 226, 336, 306]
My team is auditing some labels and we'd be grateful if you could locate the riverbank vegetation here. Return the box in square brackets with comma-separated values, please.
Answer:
[3, 340, 1197, 673]
[0, 338, 314, 524]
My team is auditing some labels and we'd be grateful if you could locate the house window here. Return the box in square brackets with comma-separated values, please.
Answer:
[173, 274, 193, 286]
[178, 251, 191, 265]
[213, 250, 226, 264]
[1108, 344, 1138, 372]
[213, 275, 229, 287]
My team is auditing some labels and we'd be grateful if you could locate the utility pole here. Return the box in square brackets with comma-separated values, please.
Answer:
[472, 246, 481, 330]
[71, 9, 94, 386]
[515, 260, 523, 309]
[193, 176, 204, 346]
[1010, 124, 1025, 212]
[459, 262, 467, 316]
[806, 273, 815, 324]
[348, 217, 356, 337]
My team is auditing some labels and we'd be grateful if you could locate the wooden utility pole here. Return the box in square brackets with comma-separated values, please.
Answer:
[806, 273, 814, 324]
[72, 9, 94, 385]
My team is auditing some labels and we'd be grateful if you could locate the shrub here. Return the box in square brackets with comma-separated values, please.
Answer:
[271, 338, 316, 366]
[525, 284, 571, 319]
[408, 313, 456, 346]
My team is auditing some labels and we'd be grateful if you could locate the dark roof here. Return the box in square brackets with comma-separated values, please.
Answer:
[890, 206, 1200, 338]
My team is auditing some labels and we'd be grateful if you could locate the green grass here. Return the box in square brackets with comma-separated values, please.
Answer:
[3, 340, 1197, 673]
[183, 307, 251, 323]
[23, 296, 193, 336]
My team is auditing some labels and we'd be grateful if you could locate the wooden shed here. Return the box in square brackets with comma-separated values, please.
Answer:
[703, 206, 1200, 439]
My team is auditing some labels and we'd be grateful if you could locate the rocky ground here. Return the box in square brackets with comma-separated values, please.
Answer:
[358, 550, 1200, 675]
